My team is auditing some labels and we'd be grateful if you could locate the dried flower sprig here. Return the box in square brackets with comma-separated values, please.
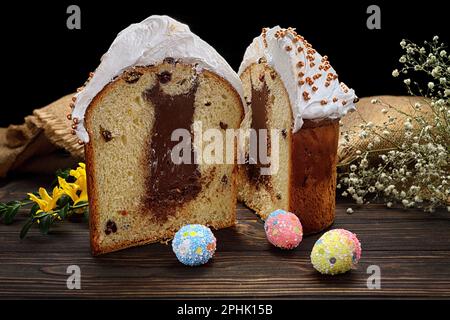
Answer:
[339, 36, 450, 213]
[0, 163, 89, 238]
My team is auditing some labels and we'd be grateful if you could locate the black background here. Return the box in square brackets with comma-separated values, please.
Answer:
[1, 0, 448, 126]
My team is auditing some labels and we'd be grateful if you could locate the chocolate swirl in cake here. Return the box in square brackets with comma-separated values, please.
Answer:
[142, 78, 201, 220]
[246, 78, 271, 185]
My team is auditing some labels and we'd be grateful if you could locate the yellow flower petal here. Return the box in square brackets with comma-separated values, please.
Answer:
[58, 177, 79, 203]
[28, 193, 47, 212]
[38, 187, 51, 203]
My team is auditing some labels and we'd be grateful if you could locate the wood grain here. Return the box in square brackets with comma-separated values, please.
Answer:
[0, 176, 449, 299]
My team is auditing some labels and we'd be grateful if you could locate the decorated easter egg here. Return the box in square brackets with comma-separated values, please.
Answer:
[264, 209, 303, 249]
[172, 224, 217, 266]
[310, 229, 362, 275]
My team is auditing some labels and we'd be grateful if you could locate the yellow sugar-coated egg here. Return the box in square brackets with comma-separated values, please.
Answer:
[310, 229, 361, 275]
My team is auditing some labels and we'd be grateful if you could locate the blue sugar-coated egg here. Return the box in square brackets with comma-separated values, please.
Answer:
[172, 224, 217, 266]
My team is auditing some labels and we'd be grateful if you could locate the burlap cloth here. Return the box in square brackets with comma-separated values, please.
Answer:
[0, 94, 84, 177]
[338, 95, 430, 167]
[0, 94, 430, 177]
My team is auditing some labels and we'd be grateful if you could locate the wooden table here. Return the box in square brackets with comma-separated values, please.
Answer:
[1, 175, 449, 299]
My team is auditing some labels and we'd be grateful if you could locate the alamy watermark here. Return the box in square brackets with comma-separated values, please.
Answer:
[66, 5, 81, 30]
[366, 5, 381, 30]
[66, 264, 81, 289]
[170, 122, 280, 176]
[366, 265, 381, 289]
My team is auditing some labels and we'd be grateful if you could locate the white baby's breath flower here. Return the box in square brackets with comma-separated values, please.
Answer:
[404, 121, 413, 130]
[342, 191, 348, 197]
[433, 35, 439, 41]
[338, 36, 449, 213]
[360, 158, 369, 168]
[346, 208, 354, 214]
[431, 67, 441, 78]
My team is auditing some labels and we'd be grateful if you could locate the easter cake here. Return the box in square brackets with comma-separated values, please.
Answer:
[238, 27, 357, 234]
[70, 15, 245, 255]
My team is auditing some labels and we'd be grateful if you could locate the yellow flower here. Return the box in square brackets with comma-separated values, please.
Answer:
[67, 162, 88, 204]
[27, 186, 64, 214]
[58, 177, 82, 204]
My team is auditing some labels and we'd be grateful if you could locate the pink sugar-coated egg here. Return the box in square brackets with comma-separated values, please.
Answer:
[264, 209, 303, 249]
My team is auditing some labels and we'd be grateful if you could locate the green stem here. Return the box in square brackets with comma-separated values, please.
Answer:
[70, 203, 89, 210]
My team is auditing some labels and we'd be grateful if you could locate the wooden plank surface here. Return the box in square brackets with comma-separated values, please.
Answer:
[0, 175, 449, 299]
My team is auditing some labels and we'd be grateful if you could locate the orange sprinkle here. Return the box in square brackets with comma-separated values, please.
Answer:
[302, 91, 311, 101]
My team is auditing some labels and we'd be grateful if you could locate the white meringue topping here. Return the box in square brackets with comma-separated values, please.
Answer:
[238, 26, 356, 132]
[72, 15, 245, 143]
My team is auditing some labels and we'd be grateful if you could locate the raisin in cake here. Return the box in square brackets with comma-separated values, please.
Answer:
[238, 26, 357, 234]
[70, 16, 245, 255]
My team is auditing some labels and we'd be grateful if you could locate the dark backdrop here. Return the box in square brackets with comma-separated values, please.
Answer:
[1, 0, 448, 126]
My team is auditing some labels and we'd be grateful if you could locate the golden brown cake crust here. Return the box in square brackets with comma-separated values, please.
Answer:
[289, 119, 339, 234]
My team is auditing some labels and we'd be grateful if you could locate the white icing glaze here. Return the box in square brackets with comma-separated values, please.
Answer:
[72, 15, 245, 143]
[238, 26, 357, 132]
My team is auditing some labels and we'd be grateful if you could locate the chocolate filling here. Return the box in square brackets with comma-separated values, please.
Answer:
[246, 80, 271, 184]
[142, 79, 201, 220]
